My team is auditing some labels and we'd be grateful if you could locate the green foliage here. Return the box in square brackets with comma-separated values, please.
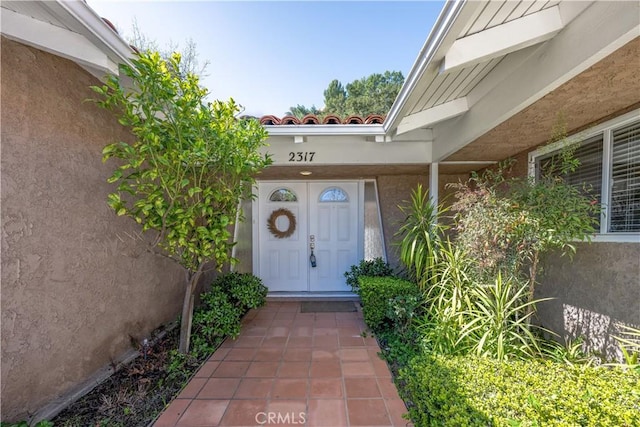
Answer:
[387, 294, 422, 336]
[94, 51, 270, 272]
[395, 184, 447, 289]
[609, 324, 640, 373]
[416, 239, 474, 355]
[1, 422, 53, 427]
[450, 142, 599, 302]
[399, 354, 640, 427]
[213, 272, 268, 311]
[344, 258, 393, 292]
[190, 287, 242, 357]
[457, 272, 548, 360]
[358, 276, 421, 332]
[285, 104, 322, 118]
[539, 337, 595, 366]
[287, 71, 404, 118]
[92, 50, 271, 352]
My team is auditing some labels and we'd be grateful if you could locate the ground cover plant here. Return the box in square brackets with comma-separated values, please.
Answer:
[48, 273, 266, 427]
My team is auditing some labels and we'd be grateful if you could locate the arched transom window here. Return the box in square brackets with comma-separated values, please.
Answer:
[319, 187, 349, 202]
[269, 188, 298, 202]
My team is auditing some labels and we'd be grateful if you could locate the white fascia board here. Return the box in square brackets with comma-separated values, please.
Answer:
[433, 0, 640, 162]
[54, 0, 134, 68]
[440, 6, 564, 74]
[383, 0, 475, 134]
[266, 125, 385, 137]
[396, 97, 468, 135]
[1, 7, 119, 74]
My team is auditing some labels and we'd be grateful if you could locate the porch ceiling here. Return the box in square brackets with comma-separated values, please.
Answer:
[255, 164, 430, 180]
[445, 37, 640, 162]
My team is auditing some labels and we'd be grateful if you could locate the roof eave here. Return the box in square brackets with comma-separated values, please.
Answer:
[55, 0, 135, 69]
[266, 124, 386, 137]
[383, 0, 467, 134]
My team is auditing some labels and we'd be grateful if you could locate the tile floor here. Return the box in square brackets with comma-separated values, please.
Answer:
[153, 300, 410, 427]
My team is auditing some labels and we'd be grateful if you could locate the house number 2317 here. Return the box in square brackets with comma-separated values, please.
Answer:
[289, 152, 315, 162]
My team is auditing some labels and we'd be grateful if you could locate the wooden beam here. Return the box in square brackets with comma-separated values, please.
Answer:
[440, 6, 564, 74]
[397, 98, 469, 135]
[1, 8, 118, 74]
[433, 1, 639, 161]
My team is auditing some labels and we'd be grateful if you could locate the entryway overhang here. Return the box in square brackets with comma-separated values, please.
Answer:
[383, 0, 639, 169]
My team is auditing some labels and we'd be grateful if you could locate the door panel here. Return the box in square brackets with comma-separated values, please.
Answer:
[258, 182, 307, 291]
[309, 182, 359, 292]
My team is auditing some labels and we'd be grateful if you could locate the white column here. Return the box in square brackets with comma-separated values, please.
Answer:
[429, 162, 439, 210]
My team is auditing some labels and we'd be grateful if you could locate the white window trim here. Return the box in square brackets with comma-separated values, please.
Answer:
[528, 109, 640, 244]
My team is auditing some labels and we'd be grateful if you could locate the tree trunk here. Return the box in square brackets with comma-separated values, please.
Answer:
[178, 265, 204, 353]
[525, 251, 540, 320]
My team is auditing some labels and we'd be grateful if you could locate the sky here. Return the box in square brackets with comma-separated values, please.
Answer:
[87, 1, 445, 117]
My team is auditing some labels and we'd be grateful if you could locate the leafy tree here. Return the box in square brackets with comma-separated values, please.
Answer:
[343, 71, 404, 116]
[285, 104, 322, 119]
[287, 71, 404, 118]
[323, 79, 347, 116]
[91, 51, 271, 353]
[449, 129, 599, 305]
[128, 18, 209, 78]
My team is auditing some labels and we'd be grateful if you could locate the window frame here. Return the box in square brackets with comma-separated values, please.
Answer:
[528, 109, 640, 243]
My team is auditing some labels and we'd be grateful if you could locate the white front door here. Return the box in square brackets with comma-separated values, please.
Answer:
[256, 181, 362, 292]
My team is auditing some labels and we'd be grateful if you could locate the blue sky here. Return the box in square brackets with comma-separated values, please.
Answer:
[87, 1, 444, 117]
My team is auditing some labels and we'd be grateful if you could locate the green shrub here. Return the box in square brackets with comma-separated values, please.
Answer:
[359, 276, 421, 332]
[399, 353, 640, 427]
[344, 258, 394, 292]
[214, 272, 268, 310]
[190, 287, 242, 358]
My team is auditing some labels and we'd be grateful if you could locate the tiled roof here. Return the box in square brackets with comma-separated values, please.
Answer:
[258, 114, 385, 125]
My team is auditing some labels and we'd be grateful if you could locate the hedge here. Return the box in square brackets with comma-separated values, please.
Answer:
[358, 276, 420, 332]
[398, 353, 640, 427]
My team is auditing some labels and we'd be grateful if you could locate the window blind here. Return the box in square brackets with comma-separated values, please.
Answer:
[537, 135, 603, 212]
[610, 122, 640, 232]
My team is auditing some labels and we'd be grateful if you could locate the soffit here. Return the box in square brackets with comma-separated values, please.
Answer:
[403, 0, 562, 118]
[445, 37, 640, 162]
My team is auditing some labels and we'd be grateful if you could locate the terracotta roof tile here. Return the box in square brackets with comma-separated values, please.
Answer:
[280, 115, 301, 125]
[259, 115, 280, 125]
[364, 114, 384, 124]
[301, 114, 321, 124]
[322, 114, 342, 124]
[259, 114, 385, 125]
[344, 115, 365, 124]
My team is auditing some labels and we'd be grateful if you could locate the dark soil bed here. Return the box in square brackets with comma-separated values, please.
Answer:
[51, 325, 216, 427]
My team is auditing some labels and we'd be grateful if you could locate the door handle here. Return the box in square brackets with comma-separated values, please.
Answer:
[309, 235, 317, 267]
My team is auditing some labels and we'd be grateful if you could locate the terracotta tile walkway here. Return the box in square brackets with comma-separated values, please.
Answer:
[154, 300, 409, 427]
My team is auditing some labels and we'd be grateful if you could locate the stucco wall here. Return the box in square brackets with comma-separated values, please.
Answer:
[535, 243, 640, 360]
[376, 174, 429, 270]
[1, 38, 187, 420]
[507, 136, 639, 360]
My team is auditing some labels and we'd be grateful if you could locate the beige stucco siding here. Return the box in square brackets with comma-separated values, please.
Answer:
[536, 243, 640, 360]
[1, 37, 186, 420]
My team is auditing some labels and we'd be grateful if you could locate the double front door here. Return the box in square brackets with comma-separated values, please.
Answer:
[256, 181, 362, 292]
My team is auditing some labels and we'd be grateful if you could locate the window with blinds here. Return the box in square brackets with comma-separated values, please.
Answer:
[536, 135, 603, 226]
[532, 115, 639, 236]
[610, 122, 640, 232]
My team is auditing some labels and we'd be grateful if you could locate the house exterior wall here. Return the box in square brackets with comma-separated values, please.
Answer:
[536, 243, 640, 360]
[497, 115, 639, 361]
[1, 37, 186, 420]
